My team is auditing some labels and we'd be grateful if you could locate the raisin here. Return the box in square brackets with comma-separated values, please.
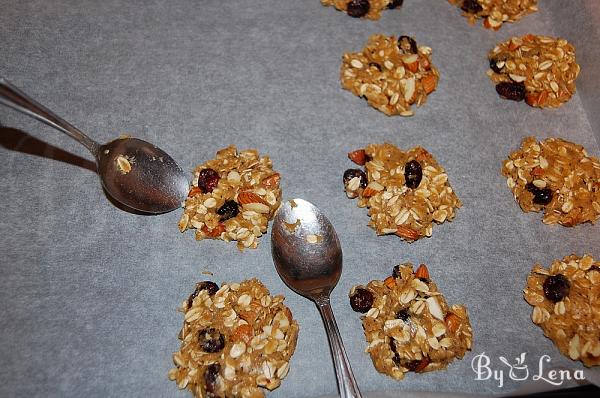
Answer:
[396, 308, 410, 323]
[419, 277, 430, 284]
[216, 200, 239, 221]
[349, 288, 374, 313]
[392, 265, 402, 279]
[461, 0, 483, 13]
[346, 0, 370, 18]
[198, 328, 225, 353]
[368, 62, 382, 71]
[389, 339, 401, 366]
[526, 182, 553, 205]
[489, 57, 505, 73]
[343, 169, 368, 189]
[496, 82, 526, 101]
[388, 0, 404, 9]
[204, 363, 221, 395]
[404, 160, 422, 189]
[397, 35, 418, 54]
[188, 281, 219, 308]
[198, 168, 220, 193]
[401, 357, 430, 372]
[543, 274, 570, 303]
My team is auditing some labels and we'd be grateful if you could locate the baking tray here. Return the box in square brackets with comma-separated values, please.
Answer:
[0, 0, 599, 397]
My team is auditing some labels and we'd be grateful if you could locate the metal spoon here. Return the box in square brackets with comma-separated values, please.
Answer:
[0, 78, 189, 213]
[271, 198, 363, 398]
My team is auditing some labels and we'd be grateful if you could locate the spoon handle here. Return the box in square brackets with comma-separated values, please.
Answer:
[316, 296, 363, 398]
[0, 77, 99, 155]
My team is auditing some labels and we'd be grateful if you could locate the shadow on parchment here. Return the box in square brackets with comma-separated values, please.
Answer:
[0, 125, 156, 215]
[0, 125, 97, 172]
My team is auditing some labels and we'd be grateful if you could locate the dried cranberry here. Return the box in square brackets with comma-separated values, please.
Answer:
[496, 82, 526, 101]
[398, 35, 418, 54]
[198, 168, 220, 193]
[349, 288, 374, 313]
[347, 0, 370, 18]
[216, 200, 239, 221]
[343, 169, 368, 189]
[388, 0, 404, 9]
[396, 308, 410, 323]
[461, 0, 483, 13]
[198, 328, 225, 353]
[526, 182, 553, 205]
[404, 160, 422, 189]
[543, 274, 570, 303]
[188, 281, 219, 308]
[204, 363, 221, 395]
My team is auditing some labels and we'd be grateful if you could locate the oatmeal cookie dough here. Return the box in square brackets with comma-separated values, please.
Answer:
[322, 0, 404, 20]
[343, 143, 461, 242]
[488, 34, 580, 108]
[340, 34, 439, 116]
[524, 255, 600, 367]
[349, 263, 473, 379]
[178, 146, 281, 250]
[502, 137, 600, 226]
[448, 0, 538, 29]
[169, 279, 300, 397]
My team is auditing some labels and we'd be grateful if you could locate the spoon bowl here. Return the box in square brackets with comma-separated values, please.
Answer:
[97, 137, 189, 213]
[271, 199, 362, 398]
[271, 198, 342, 297]
[0, 78, 189, 213]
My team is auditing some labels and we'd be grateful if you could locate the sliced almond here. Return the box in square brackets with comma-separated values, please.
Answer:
[426, 296, 444, 320]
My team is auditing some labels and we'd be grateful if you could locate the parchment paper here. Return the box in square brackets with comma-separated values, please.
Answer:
[0, 1, 598, 397]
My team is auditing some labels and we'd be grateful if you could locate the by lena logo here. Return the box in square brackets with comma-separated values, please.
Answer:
[471, 352, 585, 388]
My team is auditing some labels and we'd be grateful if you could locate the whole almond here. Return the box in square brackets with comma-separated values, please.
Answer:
[414, 264, 430, 280]
[396, 225, 420, 240]
[348, 149, 368, 166]
[238, 191, 270, 206]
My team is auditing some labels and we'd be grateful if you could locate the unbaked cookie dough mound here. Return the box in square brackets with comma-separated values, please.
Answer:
[448, 0, 538, 29]
[322, 0, 405, 20]
[178, 146, 282, 251]
[343, 143, 461, 242]
[340, 34, 439, 116]
[524, 255, 600, 367]
[488, 34, 580, 108]
[349, 263, 473, 379]
[502, 137, 600, 226]
[169, 279, 300, 397]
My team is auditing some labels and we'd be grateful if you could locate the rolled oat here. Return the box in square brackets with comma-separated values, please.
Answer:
[344, 143, 461, 242]
[350, 263, 473, 379]
[178, 146, 282, 251]
[524, 255, 600, 367]
[169, 278, 300, 397]
[502, 137, 600, 226]
[448, 0, 538, 30]
[488, 35, 579, 108]
[322, 0, 405, 20]
[340, 34, 439, 116]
